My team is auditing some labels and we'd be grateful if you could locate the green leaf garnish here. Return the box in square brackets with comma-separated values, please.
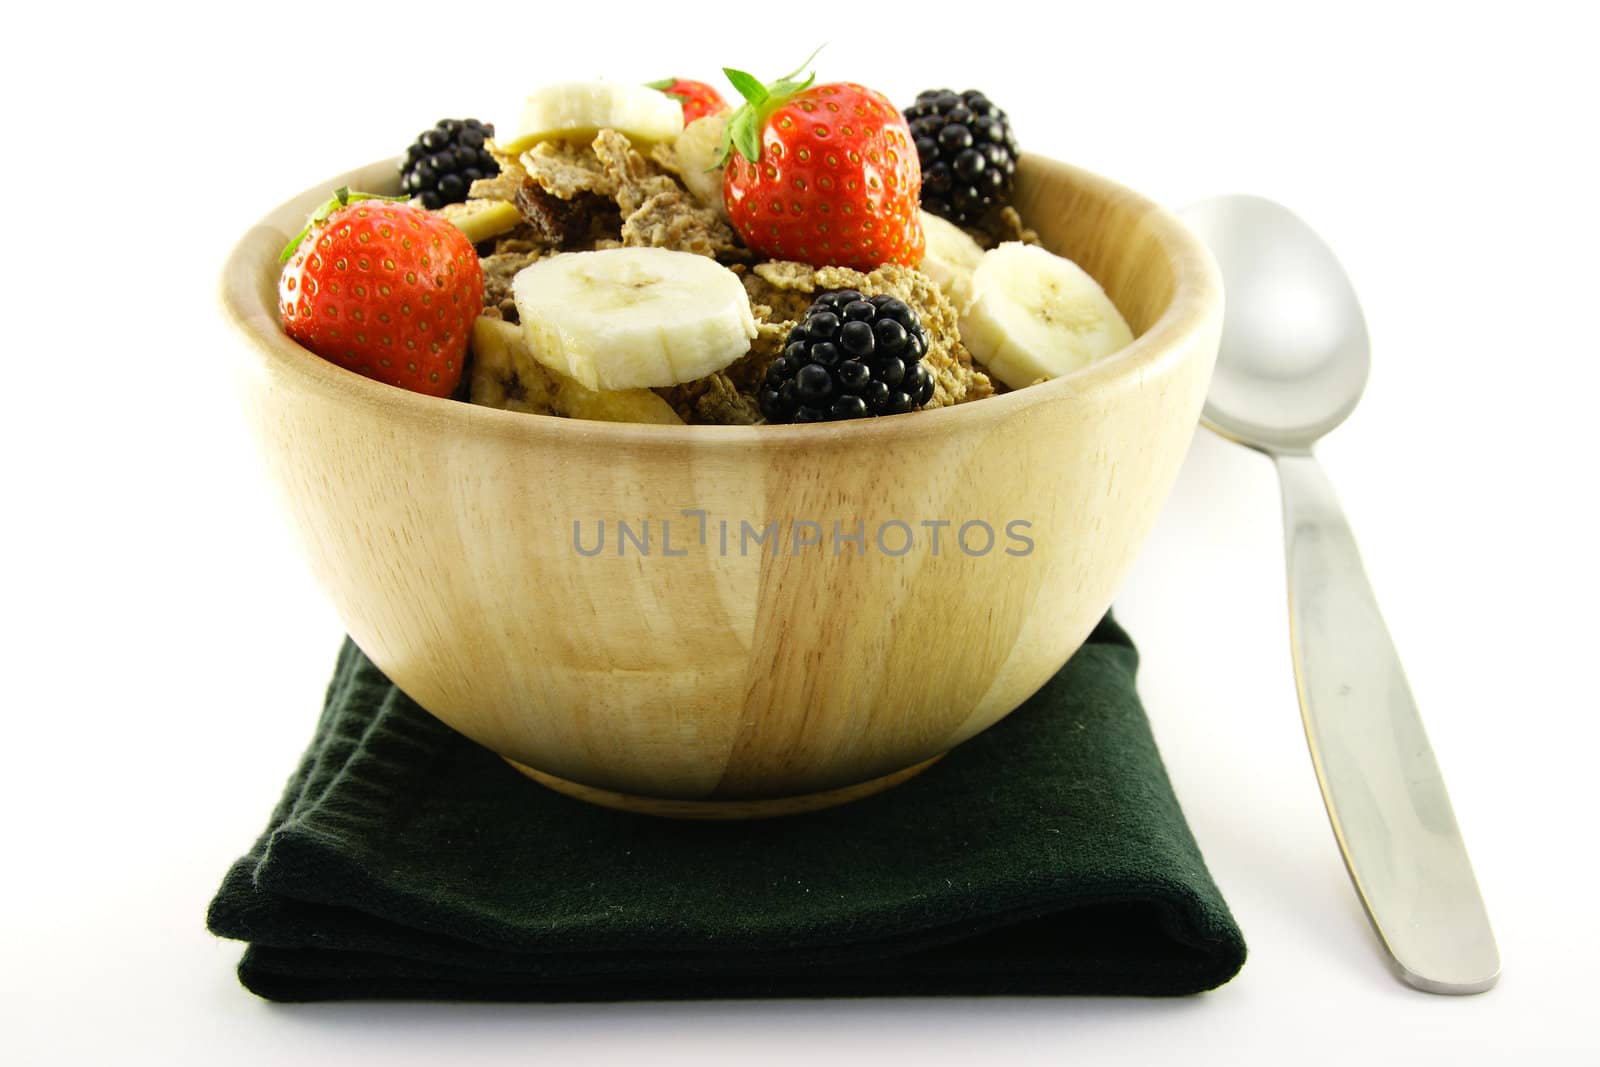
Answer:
[765, 44, 822, 100]
[279, 187, 410, 264]
[714, 46, 826, 166]
[772, 45, 824, 87]
[721, 67, 769, 109]
[644, 78, 690, 105]
[731, 109, 763, 165]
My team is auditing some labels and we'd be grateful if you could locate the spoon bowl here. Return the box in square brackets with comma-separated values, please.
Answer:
[1183, 195, 1371, 452]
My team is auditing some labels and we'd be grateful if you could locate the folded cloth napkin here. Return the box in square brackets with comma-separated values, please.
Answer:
[207, 616, 1245, 1001]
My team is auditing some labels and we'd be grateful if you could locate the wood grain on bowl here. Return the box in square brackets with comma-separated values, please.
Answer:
[220, 154, 1221, 818]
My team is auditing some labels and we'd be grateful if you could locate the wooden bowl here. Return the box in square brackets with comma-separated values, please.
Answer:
[221, 154, 1221, 818]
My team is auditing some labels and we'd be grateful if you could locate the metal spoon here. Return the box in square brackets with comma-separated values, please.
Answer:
[1181, 195, 1499, 994]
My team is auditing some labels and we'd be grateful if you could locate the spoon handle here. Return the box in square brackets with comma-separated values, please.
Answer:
[1274, 452, 1499, 994]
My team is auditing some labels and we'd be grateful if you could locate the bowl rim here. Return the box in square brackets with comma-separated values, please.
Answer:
[220, 151, 1221, 448]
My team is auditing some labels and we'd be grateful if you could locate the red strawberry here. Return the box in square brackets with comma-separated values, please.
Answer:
[646, 77, 729, 126]
[718, 58, 923, 272]
[278, 189, 483, 397]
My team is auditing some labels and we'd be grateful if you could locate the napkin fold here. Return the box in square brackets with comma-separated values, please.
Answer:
[208, 616, 1245, 1001]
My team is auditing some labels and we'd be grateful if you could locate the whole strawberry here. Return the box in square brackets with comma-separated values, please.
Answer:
[718, 57, 923, 271]
[646, 77, 729, 125]
[278, 188, 483, 398]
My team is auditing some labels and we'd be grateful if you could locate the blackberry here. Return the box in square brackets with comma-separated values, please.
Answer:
[761, 291, 936, 423]
[400, 119, 499, 210]
[903, 89, 1019, 225]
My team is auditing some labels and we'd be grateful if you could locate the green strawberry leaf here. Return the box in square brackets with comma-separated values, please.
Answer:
[731, 108, 763, 165]
[766, 45, 823, 100]
[715, 112, 738, 167]
[715, 47, 826, 166]
[279, 187, 410, 264]
[721, 67, 768, 109]
[644, 78, 690, 105]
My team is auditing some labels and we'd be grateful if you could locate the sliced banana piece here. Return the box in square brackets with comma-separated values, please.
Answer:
[672, 113, 730, 221]
[512, 247, 756, 390]
[470, 316, 683, 425]
[436, 198, 522, 244]
[959, 242, 1134, 388]
[500, 81, 684, 155]
[917, 211, 986, 312]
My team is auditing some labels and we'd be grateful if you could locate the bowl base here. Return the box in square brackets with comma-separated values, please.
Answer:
[503, 755, 945, 820]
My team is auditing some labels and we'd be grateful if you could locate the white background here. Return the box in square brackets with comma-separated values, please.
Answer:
[4, 0, 1597, 1062]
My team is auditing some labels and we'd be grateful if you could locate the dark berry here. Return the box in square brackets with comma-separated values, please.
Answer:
[760, 291, 934, 423]
[795, 363, 833, 403]
[837, 360, 870, 390]
[874, 318, 908, 351]
[937, 123, 973, 153]
[831, 396, 869, 419]
[809, 341, 842, 367]
[808, 310, 840, 338]
[399, 118, 499, 209]
[874, 356, 905, 388]
[839, 320, 875, 357]
[903, 89, 1018, 225]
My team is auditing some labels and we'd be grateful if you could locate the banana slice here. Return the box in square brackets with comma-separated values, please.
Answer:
[470, 316, 683, 425]
[512, 247, 757, 390]
[959, 242, 1134, 388]
[917, 211, 986, 312]
[500, 81, 684, 155]
[672, 113, 730, 221]
[436, 198, 521, 244]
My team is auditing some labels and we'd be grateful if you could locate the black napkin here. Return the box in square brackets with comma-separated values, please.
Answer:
[208, 616, 1245, 1001]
